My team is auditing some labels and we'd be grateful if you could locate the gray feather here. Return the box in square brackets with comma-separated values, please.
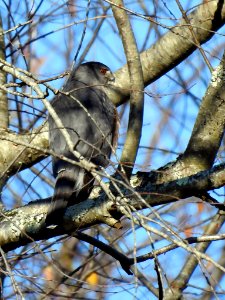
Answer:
[45, 62, 116, 226]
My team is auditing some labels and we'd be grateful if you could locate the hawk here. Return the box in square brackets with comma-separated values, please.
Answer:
[45, 62, 118, 226]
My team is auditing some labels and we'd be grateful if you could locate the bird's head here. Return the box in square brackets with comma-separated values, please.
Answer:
[72, 61, 115, 87]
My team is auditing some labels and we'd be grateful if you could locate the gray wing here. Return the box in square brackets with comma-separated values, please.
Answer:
[50, 83, 115, 173]
[46, 83, 115, 225]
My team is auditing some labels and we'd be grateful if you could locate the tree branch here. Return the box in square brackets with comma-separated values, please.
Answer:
[0, 15, 8, 129]
[73, 231, 133, 275]
[112, 0, 144, 178]
[0, 124, 48, 188]
[163, 210, 225, 300]
[149, 48, 225, 184]
[0, 2, 224, 179]
[185, 51, 225, 167]
[0, 163, 224, 253]
[109, 1, 225, 106]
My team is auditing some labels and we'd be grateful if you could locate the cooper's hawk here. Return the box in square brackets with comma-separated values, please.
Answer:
[45, 62, 118, 226]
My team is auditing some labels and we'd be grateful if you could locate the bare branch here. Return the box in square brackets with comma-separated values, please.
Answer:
[73, 231, 133, 275]
[185, 51, 225, 167]
[0, 2, 225, 179]
[112, 0, 144, 178]
[148, 53, 225, 184]
[109, 1, 225, 106]
[175, 0, 213, 72]
[0, 124, 48, 188]
[163, 210, 225, 300]
[0, 15, 8, 129]
[0, 163, 224, 253]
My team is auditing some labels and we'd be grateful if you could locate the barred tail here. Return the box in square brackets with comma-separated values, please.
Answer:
[45, 167, 94, 226]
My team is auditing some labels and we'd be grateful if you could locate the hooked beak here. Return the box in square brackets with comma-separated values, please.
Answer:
[105, 70, 115, 82]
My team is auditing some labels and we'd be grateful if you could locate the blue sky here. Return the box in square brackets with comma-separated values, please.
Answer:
[1, 0, 225, 298]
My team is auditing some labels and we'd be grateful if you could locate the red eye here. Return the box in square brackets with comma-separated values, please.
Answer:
[100, 67, 107, 75]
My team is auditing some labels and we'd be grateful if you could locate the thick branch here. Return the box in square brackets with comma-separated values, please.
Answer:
[152, 51, 225, 184]
[130, 163, 225, 208]
[109, 1, 225, 105]
[162, 48, 225, 300]
[1, 2, 225, 180]
[185, 53, 225, 167]
[0, 163, 224, 253]
[0, 196, 118, 252]
[0, 124, 48, 187]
